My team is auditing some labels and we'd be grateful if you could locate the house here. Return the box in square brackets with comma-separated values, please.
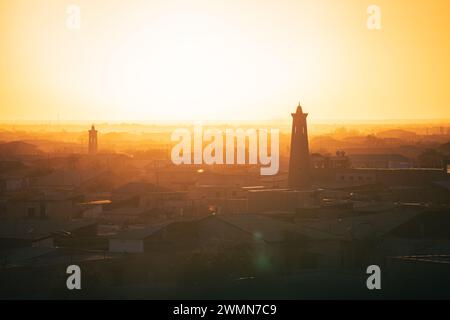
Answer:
[296, 205, 427, 267]
[189, 184, 248, 214]
[107, 214, 295, 254]
[0, 246, 121, 299]
[247, 189, 317, 213]
[191, 214, 340, 272]
[0, 246, 57, 266]
[108, 222, 172, 253]
[0, 219, 97, 249]
[77, 200, 111, 219]
[310, 152, 351, 169]
[312, 167, 450, 188]
[4, 191, 83, 220]
[380, 208, 450, 256]
[192, 184, 246, 200]
[348, 154, 413, 169]
[28, 169, 83, 188]
[112, 182, 169, 201]
[0, 160, 30, 193]
[297, 205, 424, 240]
[143, 214, 341, 270]
[102, 207, 150, 224]
[0, 228, 54, 249]
[112, 182, 200, 218]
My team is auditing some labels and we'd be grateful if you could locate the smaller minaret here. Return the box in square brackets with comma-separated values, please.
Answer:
[88, 125, 98, 155]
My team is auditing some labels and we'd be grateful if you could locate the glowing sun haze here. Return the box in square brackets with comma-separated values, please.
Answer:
[0, 0, 449, 123]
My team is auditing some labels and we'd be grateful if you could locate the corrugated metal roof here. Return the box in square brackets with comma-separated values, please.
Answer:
[109, 222, 171, 240]
[217, 214, 292, 242]
[0, 219, 96, 240]
[299, 206, 424, 240]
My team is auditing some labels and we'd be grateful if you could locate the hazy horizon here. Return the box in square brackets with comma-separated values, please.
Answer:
[1, 0, 450, 122]
[2, 117, 450, 126]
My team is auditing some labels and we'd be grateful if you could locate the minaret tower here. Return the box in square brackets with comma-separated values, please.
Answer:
[88, 124, 98, 155]
[288, 102, 311, 189]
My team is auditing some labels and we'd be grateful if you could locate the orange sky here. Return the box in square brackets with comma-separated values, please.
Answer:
[0, 0, 449, 123]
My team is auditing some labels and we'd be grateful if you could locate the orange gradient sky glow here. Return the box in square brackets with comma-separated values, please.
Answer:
[0, 0, 449, 123]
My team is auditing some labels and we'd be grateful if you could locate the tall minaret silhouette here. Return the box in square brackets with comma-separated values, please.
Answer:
[288, 102, 310, 189]
[88, 124, 98, 155]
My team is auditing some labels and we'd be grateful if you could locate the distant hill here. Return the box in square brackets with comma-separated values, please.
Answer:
[0, 141, 43, 155]
[376, 129, 417, 140]
[310, 136, 344, 151]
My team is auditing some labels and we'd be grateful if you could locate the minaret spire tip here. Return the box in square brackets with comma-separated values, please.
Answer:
[296, 101, 303, 114]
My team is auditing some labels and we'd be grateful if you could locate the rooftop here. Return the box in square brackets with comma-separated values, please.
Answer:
[298, 206, 424, 240]
[0, 219, 97, 240]
[109, 222, 172, 240]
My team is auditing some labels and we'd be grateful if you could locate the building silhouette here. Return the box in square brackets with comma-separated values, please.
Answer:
[88, 125, 98, 155]
[288, 102, 311, 189]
